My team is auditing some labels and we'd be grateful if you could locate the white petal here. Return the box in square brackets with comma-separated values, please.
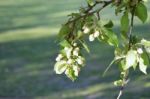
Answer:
[56, 54, 63, 62]
[125, 50, 138, 70]
[67, 59, 73, 64]
[73, 43, 77, 46]
[93, 31, 100, 38]
[137, 48, 143, 54]
[89, 34, 95, 42]
[56, 57, 61, 62]
[54, 60, 67, 74]
[77, 57, 84, 65]
[73, 66, 79, 76]
[73, 50, 79, 56]
[83, 27, 90, 34]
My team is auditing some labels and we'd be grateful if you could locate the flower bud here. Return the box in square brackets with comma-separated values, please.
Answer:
[89, 34, 95, 41]
[93, 30, 100, 38]
[73, 43, 77, 47]
[73, 66, 79, 76]
[77, 56, 84, 65]
[73, 50, 79, 56]
[83, 26, 90, 34]
[64, 47, 72, 58]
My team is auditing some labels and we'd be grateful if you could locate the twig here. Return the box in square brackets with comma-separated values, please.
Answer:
[66, 1, 112, 25]
[128, 5, 136, 49]
[117, 87, 123, 99]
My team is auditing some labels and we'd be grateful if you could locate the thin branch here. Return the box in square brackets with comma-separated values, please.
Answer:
[117, 5, 136, 99]
[117, 87, 123, 99]
[128, 5, 136, 49]
[66, 1, 112, 25]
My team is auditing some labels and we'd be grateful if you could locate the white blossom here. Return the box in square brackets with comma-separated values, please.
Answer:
[54, 60, 67, 74]
[67, 59, 73, 64]
[73, 50, 79, 56]
[73, 66, 79, 76]
[56, 54, 63, 62]
[83, 26, 90, 34]
[93, 30, 100, 38]
[137, 48, 143, 54]
[89, 34, 95, 41]
[77, 56, 84, 65]
[73, 43, 77, 46]
[64, 47, 72, 58]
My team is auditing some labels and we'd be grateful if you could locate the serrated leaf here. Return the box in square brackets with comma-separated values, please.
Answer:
[54, 60, 67, 74]
[125, 50, 138, 70]
[87, 0, 94, 6]
[135, 2, 148, 23]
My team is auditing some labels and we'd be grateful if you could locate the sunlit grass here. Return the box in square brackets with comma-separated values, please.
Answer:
[0, 27, 58, 42]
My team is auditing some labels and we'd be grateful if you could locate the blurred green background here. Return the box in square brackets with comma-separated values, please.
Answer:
[0, 0, 150, 99]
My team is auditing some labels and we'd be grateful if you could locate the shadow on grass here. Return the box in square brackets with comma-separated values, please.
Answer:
[0, 34, 150, 99]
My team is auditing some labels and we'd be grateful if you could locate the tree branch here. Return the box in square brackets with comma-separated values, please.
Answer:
[66, 1, 112, 25]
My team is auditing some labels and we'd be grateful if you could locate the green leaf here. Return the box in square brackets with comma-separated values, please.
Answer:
[139, 57, 147, 74]
[102, 27, 119, 47]
[54, 60, 67, 74]
[141, 51, 149, 66]
[65, 68, 76, 81]
[135, 2, 148, 23]
[59, 40, 71, 47]
[86, 0, 94, 6]
[125, 50, 138, 70]
[77, 31, 83, 39]
[104, 20, 114, 28]
[58, 24, 71, 39]
[121, 11, 129, 34]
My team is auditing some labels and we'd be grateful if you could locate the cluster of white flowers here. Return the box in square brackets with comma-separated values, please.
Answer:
[125, 47, 148, 74]
[82, 26, 100, 42]
[54, 43, 85, 79]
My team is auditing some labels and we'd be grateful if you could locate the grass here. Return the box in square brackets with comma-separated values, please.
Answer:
[0, 0, 150, 99]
